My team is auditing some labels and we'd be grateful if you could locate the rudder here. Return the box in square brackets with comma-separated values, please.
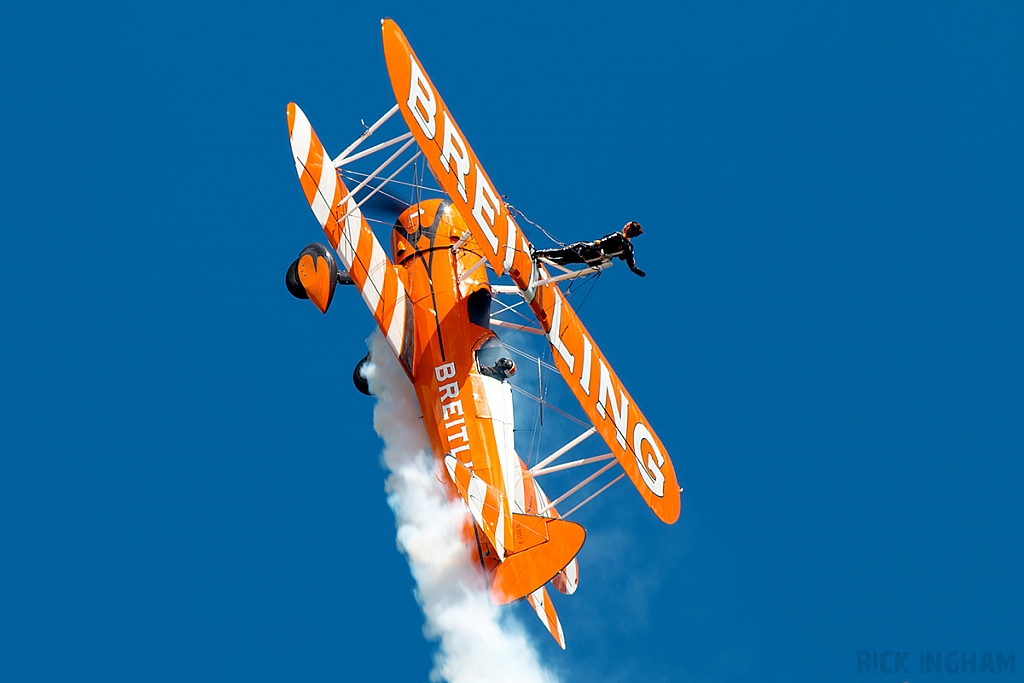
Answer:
[488, 514, 585, 605]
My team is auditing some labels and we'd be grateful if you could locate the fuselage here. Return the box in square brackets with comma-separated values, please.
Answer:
[390, 199, 548, 564]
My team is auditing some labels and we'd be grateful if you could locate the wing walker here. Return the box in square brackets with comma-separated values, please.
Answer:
[283, 19, 681, 649]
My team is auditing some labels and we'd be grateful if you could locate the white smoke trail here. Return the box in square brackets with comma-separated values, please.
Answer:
[363, 332, 561, 683]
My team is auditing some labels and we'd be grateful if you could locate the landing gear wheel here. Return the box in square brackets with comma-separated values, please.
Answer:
[285, 258, 308, 299]
[353, 354, 372, 396]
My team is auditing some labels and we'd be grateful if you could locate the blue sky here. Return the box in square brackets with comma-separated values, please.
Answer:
[2, 1, 1022, 681]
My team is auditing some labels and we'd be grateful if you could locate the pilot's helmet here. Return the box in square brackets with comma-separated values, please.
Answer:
[496, 357, 516, 378]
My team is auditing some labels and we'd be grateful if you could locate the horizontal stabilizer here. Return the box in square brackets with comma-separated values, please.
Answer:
[489, 514, 585, 605]
[526, 587, 566, 650]
[528, 472, 579, 595]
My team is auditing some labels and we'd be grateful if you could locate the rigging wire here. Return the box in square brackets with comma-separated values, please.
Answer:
[335, 137, 627, 506]
[490, 296, 533, 322]
[341, 169, 446, 196]
[564, 268, 602, 314]
[341, 160, 615, 478]
[503, 342, 561, 374]
[339, 174, 412, 212]
[508, 383, 591, 429]
[506, 203, 564, 247]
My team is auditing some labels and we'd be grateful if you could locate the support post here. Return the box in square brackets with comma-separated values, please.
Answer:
[531, 427, 597, 473]
[333, 104, 400, 165]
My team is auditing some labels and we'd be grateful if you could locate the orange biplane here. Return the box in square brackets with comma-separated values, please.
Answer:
[283, 19, 680, 649]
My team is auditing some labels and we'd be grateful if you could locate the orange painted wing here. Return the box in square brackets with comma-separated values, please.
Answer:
[286, 103, 416, 376]
[379, 21, 680, 523]
[534, 284, 681, 523]
[381, 19, 536, 291]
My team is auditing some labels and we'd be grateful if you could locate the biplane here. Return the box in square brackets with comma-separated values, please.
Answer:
[283, 19, 680, 649]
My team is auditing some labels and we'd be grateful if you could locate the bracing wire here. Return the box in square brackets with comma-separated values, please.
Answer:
[342, 143, 617, 482]
[340, 173, 413, 211]
[506, 203, 564, 247]
[508, 383, 591, 429]
[504, 342, 560, 374]
[342, 169, 446, 196]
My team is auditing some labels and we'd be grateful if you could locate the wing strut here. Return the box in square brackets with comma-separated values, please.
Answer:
[488, 318, 544, 335]
[538, 460, 619, 516]
[333, 103, 400, 165]
[562, 473, 626, 519]
[534, 263, 608, 287]
[531, 427, 597, 472]
[450, 230, 473, 252]
[532, 453, 615, 476]
[336, 138, 418, 213]
[457, 256, 488, 282]
[489, 263, 608, 295]
[335, 131, 413, 167]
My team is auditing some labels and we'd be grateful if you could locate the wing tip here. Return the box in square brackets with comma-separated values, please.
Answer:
[286, 102, 300, 138]
[654, 494, 681, 524]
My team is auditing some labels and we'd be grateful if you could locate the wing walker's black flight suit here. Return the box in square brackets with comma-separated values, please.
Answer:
[533, 227, 646, 277]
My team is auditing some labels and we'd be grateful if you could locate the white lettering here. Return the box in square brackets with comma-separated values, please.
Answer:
[438, 381, 459, 401]
[579, 335, 593, 396]
[442, 399, 464, 419]
[435, 363, 471, 453]
[407, 57, 436, 139]
[438, 112, 470, 202]
[595, 359, 628, 448]
[502, 214, 517, 271]
[547, 293, 575, 373]
[471, 164, 500, 253]
[435, 362, 456, 381]
[447, 424, 469, 443]
[631, 422, 666, 497]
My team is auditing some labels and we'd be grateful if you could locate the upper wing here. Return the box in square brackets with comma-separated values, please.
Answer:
[287, 103, 416, 376]
[379, 21, 680, 523]
[381, 19, 536, 291]
[533, 284, 680, 523]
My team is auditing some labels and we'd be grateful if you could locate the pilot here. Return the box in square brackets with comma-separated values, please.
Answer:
[532, 222, 646, 277]
[480, 357, 517, 382]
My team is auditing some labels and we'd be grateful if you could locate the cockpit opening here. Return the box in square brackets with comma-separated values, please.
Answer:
[466, 288, 492, 329]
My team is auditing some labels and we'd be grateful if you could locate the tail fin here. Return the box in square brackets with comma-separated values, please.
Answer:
[526, 587, 566, 650]
[488, 513, 585, 605]
[528, 472, 579, 595]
